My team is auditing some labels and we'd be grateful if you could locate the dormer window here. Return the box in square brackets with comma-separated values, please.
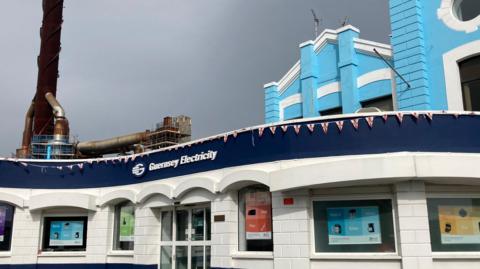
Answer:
[453, 0, 480, 22]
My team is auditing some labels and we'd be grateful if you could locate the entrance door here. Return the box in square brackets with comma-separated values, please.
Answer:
[159, 205, 211, 269]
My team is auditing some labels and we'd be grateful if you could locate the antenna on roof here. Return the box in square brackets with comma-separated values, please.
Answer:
[311, 9, 320, 38]
[340, 16, 349, 27]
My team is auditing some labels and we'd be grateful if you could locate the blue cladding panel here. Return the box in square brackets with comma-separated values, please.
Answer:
[317, 92, 342, 112]
[279, 79, 301, 99]
[3, 114, 480, 189]
[283, 103, 302, 120]
[357, 53, 391, 76]
[316, 43, 339, 84]
[359, 80, 392, 102]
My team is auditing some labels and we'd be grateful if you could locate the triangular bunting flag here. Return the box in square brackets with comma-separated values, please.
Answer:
[454, 113, 460, 119]
[366, 116, 374, 128]
[269, 126, 276, 135]
[78, 163, 84, 170]
[335, 121, 344, 132]
[411, 112, 419, 120]
[258, 127, 265, 137]
[223, 135, 228, 143]
[281, 125, 289, 133]
[382, 114, 389, 122]
[351, 119, 359, 130]
[425, 112, 433, 121]
[307, 124, 315, 133]
[57, 166, 63, 171]
[20, 162, 28, 167]
[321, 122, 329, 134]
[294, 125, 301, 134]
[233, 131, 238, 138]
[396, 112, 404, 123]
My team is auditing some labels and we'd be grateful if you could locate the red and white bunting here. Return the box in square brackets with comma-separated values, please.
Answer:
[411, 112, 419, 120]
[57, 166, 63, 171]
[87, 160, 93, 164]
[67, 165, 74, 171]
[281, 125, 289, 133]
[294, 125, 302, 134]
[20, 162, 28, 167]
[223, 134, 228, 143]
[307, 124, 315, 133]
[258, 127, 265, 137]
[366, 116, 374, 128]
[425, 112, 433, 121]
[269, 126, 276, 135]
[382, 114, 389, 122]
[335, 121, 344, 132]
[351, 119, 359, 130]
[453, 113, 460, 119]
[321, 122, 329, 134]
[233, 131, 238, 138]
[396, 112, 404, 123]
[78, 163, 84, 170]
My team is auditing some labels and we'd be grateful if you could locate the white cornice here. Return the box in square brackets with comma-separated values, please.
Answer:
[279, 93, 302, 120]
[278, 61, 300, 94]
[357, 68, 392, 88]
[354, 38, 392, 58]
[263, 82, 278, 89]
[317, 82, 341, 99]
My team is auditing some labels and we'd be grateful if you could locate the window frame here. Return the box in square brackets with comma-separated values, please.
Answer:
[42, 216, 88, 252]
[438, 0, 480, 33]
[426, 193, 480, 253]
[309, 195, 399, 258]
[112, 201, 136, 251]
[0, 203, 15, 252]
[237, 185, 274, 252]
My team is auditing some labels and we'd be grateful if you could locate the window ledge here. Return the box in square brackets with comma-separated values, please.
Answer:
[231, 251, 273, 260]
[433, 252, 480, 259]
[311, 253, 401, 260]
[107, 250, 134, 257]
[0, 252, 11, 258]
[37, 251, 86, 257]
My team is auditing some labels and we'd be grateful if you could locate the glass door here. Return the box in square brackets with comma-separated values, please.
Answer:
[159, 205, 211, 269]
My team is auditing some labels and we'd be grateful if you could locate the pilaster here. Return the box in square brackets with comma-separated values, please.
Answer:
[338, 27, 361, 113]
[264, 82, 280, 123]
[300, 41, 319, 118]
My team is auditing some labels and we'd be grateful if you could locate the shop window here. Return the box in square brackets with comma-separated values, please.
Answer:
[427, 198, 480, 252]
[361, 95, 393, 111]
[113, 201, 135, 251]
[453, 0, 480, 22]
[42, 216, 88, 251]
[238, 185, 273, 251]
[460, 56, 480, 111]
[312, 199, 396, 253]
[0, 203, 14, 251]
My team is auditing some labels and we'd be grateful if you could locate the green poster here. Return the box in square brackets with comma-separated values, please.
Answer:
[119, 207, 135, 242]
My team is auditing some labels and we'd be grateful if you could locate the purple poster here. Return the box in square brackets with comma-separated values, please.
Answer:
[0, 207, 6, 242]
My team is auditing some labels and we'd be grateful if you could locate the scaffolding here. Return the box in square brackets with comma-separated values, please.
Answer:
[141, 116, 192, 150]
[30, 135, 75, 159]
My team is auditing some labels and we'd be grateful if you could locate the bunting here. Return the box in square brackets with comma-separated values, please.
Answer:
[320, 122, 329, 134]
[335, 121, 344, 132]
[223, 134, 228, 143]
[281, 125, 289, 133]
[351, 119, 359, 130]
[425, 112, 433, 121]
[269, 126, 276, 135]
[307, 124, 315, 133]
[366, 116, 374, 128]
[233, 131, 238, 138]
[395, 112, 404, 123]
[258, 127, 265, 137]
[294, 125, 302, 134]
[382, 114, 389, 122]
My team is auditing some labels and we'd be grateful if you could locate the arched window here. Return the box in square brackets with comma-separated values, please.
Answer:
[113, 201, 135, 250]
[238, 185, 273, 252]
[460, 55, 480, 111]
[453, 0, 480, 22]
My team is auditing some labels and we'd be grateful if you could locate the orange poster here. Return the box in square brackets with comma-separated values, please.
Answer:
[439, 206, 480, 244]
[245, 191, 272, 240]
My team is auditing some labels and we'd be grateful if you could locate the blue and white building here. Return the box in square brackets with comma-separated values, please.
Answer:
[0, 1, 479, 269]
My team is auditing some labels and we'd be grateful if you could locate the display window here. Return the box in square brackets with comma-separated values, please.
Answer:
[42, 216, 88, 251]
[113, 201, 135, 251]
[427, 198, 480, 252]
[238, 185, 273, 252]
[312, 199, 396, 253]
[0, 203, 15, 251]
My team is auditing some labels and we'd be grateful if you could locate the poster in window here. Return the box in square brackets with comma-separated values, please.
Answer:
[438, 206, 480, 244]
[0, 207, 6, 242]
[327, 206, 382, 245]
[119, 208, 135, 242]
[49, 221, 84, 246]
[245, 191, 272, 240]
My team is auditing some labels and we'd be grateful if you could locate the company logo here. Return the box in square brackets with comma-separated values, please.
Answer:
[132, 163, 146, 177]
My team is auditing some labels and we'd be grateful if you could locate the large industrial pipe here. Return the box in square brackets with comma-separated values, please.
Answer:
[77, 132, 150, 156]
[33, 0, 64, 135]
[16, 101, 35, 158]
[45, 92, 69, 139]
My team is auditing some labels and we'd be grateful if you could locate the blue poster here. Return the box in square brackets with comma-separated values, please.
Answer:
[49, 221, 84, 246]
[327, 206, 381, 245]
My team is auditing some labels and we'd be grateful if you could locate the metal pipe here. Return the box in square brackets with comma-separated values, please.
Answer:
[45, 92, 65, 118]
[77, 132, 150, 156]
[16, 101, 35, 158]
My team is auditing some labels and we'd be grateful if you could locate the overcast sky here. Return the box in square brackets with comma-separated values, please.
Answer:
[0, 0, 390, 156]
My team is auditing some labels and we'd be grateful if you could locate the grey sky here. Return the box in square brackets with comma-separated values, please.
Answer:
[0, 0, 390, 156]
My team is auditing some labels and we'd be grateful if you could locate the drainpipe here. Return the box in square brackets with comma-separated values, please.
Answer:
[16, 101, 35, 158]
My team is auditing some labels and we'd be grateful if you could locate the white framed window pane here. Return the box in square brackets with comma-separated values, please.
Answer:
[176, 246, 188, 269]
[427, 198, 480, 252]
[313, 199, 395, 253]
[160, 246, 172, 269]
[161, 211, 173, 241]
[191, 246, 204, 269]
[205, 246, 211, 269]
[113, 202, 135, 250]
[191, 209, 204, 241]
[176, 210, 188, 241]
